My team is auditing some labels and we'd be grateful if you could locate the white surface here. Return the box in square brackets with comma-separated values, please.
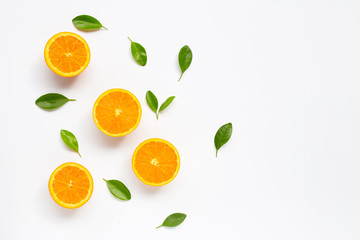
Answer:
[1, 0, 360, 239]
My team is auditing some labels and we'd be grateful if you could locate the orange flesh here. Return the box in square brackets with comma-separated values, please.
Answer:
[133, 141, 179, 184]
[51, 165, 91, 205]
[48, 36, 88, 73]
[94, 91, 141, 135]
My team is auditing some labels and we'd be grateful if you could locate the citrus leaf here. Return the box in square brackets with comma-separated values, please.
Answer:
[159, 96, 175, 112]
[128, 37, 147, 66]
[146, 91, 159, 119]
[103, 179, 131, 201]
[35, 93, 75, 110]
[157, 213, 187, 228]
[178, 45, 192, 81]
[214, 123, 233, 157]
[72, 15, 108, 30]
[60, 129, 81, 157]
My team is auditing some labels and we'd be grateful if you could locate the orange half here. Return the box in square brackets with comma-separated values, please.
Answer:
[132, 138, 180, 186]
[48, 162, 93, 209]
[93, 89, 142, 137]
[44, 32, 90, 77]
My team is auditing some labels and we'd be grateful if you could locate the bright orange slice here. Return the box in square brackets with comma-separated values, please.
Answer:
[132, 138, 180, 186]
[48, 162, 93, 209]
[44, 32, 90, 77]
[93, 89, 142, 137]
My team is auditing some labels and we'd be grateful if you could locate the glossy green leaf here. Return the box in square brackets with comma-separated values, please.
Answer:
[156, 213, 187, 228]
[128, 37, 147, 66]
[72, 15, 108, 30]
[159, 96, 175, 112]
[103, 179, 131, 201]
[214, 123, 233, 157]
[60, 129, 81, 157]
[146, 90, 158, 118]
[35, 93, 75, 110]
[178, 45, 193, 81]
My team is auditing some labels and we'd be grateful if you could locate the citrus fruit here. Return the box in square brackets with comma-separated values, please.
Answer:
[132, 138, 180, 186]
[93, 89, 142, 137]
[48, 162, 93, 209]
[44, 32, 90, 77]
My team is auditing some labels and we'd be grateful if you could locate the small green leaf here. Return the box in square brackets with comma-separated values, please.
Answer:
[35, 93, 75, 110]
[128, 37, 147, 66]
[72, 15, 108, 30]
[146, 91, 159, 119]
[214, 123, 233, 157]
[103, 179, 131, 201]
[156, 213, 187, 228]
[178, 45, 193, 81]
[159, 96, 175, 112]
[60, 129, 81, 157]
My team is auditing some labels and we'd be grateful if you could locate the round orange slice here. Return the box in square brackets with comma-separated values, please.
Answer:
[132, 138, 180, 186]
[44, 32, 90, 77]
[48, 162, 93, 209]
[93, 89, 142, 137]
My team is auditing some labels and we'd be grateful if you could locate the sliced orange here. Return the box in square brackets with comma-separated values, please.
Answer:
[44, 32, 90, 77]
[48, 162, 93, 209]
[132, 138, 180, 186]
[93, 89, 142, 137]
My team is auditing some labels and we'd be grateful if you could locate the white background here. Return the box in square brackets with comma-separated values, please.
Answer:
[1, 0, 360, 239]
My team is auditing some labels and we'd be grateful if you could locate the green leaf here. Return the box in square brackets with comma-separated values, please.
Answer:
[35, 93, 75, 110]
[156, 213, 187, 228]
[214, 123, 233, 157]
[60, 129, 81, 157]
[128, 37, 147, 66]
[146, 91, 159, 119]
[103, 179, 131, 201]
[178, 45, 193, 81]
[72, 15, 108, 30]
[159, 96, 175, 112]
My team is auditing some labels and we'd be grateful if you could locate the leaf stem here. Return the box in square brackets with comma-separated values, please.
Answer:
[128, 37, 133, 43]
[78, 152, 82, 158]
[156, 225, 162, 229]
[68, 99, 76, 101]
[178, 72, 184, 82]
[156, 112, 159, 120]
[103, 178, 107, 182]
[102, 26, 108, 30]
[216, 150, 218, 157]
